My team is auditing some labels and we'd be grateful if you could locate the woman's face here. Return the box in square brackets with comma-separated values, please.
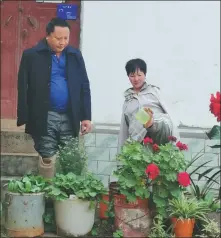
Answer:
[128, 68, 146, 92]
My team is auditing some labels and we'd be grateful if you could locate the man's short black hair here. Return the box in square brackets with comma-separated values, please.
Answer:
[125, 58, 147, 76]
[46, 17, 71, 35]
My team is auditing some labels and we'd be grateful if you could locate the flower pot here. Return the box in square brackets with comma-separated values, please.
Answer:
[171, 217, 195, 238]
[3, 191, 45, 237]
[54, 197, 95, 237]
[99, 193, 109, 219]
[114, 194, 152, 237]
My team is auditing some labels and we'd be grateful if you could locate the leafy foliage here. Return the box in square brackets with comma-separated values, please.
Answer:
[168, 194, 211, 221]
[56, 137, 87, 175]
[145, 141, 187, 217]
[206, 125, 220, 141]
[45, 172, 107, 202]
[113, 140, 151, 202]
[8, 175, 47, 194]
[199, 218, 221, 238]
[113, 229, 123, 238]
[114, 139, 188, 217]
[185, 148, 221, 209]
[149, 215, 174, 238]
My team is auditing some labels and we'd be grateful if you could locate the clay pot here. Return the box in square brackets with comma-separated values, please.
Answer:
[99, 194, 109, 219]
[171, 217, 195, 238]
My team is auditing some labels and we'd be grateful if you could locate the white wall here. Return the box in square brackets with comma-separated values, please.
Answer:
[81, 1, 220, 127]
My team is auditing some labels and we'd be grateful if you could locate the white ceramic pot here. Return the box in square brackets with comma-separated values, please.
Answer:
[54, 197, 95, 237]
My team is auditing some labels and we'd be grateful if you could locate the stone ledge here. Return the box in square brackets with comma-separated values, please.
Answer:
[1, 153, 39, 176]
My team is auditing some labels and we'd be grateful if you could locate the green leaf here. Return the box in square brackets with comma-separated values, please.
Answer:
[204, 192, 214, 204]
[89, 192, 97, 197]
[170, 187, 181, 198]
[209, 144, 221, 148]
[189, 160, 213, 176]
[91, 227, 98, 236]
[50, 187, 61, 196]
[25, 181, 32, 193]
[22, 177, 30, 183]
[16, 181, 25, 192]
[153, 195, 167, 207]
[206, 125, 221, 140]
[157, 187, 169, 198]
[197, 167, 218, 180]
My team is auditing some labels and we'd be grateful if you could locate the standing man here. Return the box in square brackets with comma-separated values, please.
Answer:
[17, 17, 92, 178]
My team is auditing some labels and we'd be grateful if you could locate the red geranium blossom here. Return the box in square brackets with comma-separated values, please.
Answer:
[145, 164, 160, 180]
[152, 144, 160, 152]
[177, 172, 191, 187]
[143, 137, 153, 145]
[176, 141, 188, 151]
[209, 92, 221, 122]
[168, 136, 177, 142]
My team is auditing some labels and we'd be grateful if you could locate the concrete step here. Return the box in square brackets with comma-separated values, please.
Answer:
[1, 131, 36, 154]
[1, 119, 36, 154]
[1, 153, 39, 176]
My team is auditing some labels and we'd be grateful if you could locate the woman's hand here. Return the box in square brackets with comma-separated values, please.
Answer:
[143, 108, 154, 128]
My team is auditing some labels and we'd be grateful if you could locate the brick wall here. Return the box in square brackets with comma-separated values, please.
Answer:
[83, 126, 220, 193]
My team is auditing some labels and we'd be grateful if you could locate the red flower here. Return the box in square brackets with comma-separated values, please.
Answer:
[168, 136, 177, 142]
[145, 164, 160, 180]
[209, 92, 221, 122]
[176, 141, 188, 151]
[177, 172, 191, 187]
[152, 144, 160, 152]
[143, 137, 153, 145]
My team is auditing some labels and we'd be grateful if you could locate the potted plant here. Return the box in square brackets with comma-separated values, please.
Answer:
[168, 195, 211, 238]
[56, 137, 87, 176]
[198, 218, 221, 238]
[113, 140, 152, 237]
[3, 174, 47, 237]
[45, 172, 107, 237]
[142, 136, 190, 218]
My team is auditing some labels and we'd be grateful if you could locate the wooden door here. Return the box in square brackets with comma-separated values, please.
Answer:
[0, 1, 20, 119]
[0, 0, 81, 119]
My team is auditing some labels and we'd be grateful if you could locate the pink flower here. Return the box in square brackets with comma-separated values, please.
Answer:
[143, 137, 153, 145]
[168, 136, 177, 142]
[176, 141, 188, 151]
[177, 172, 191, 187]
[152, 144, 160, 152]
[145, 164, 160, 180]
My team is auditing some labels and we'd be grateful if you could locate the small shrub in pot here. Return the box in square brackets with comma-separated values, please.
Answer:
[45, 172, 107, 237]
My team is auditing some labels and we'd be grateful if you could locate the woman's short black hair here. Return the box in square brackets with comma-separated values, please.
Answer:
[125, 58, 147, 76]
[46, 17, 71, 35]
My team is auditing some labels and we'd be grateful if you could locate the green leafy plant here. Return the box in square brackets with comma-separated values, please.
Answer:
[143, 137, 188, 217]
[185, 148, 221, 209]
[113, 229, 123, 238]
[56, 137, 87, 175]
[168, 194, 211, 221]
[199, 218, 221, 238]
[8, 175, 47, 193]
[113, 140, 151, 202]
[43, 207, 56, 232]
[149, 215, 174, 238]
[45, 172, 107, 202]
[114, 137, 189, 217]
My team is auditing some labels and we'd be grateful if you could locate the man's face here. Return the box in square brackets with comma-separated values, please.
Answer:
[128, 68, 146, 91]
[46, 26, 70, 53]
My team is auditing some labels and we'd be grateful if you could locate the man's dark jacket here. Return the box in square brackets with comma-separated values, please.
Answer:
[17, 39, 91, 137]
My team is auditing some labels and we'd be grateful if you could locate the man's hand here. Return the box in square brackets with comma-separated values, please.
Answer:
[81, 120, 92, 135]
[143, 108, 154, 128]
